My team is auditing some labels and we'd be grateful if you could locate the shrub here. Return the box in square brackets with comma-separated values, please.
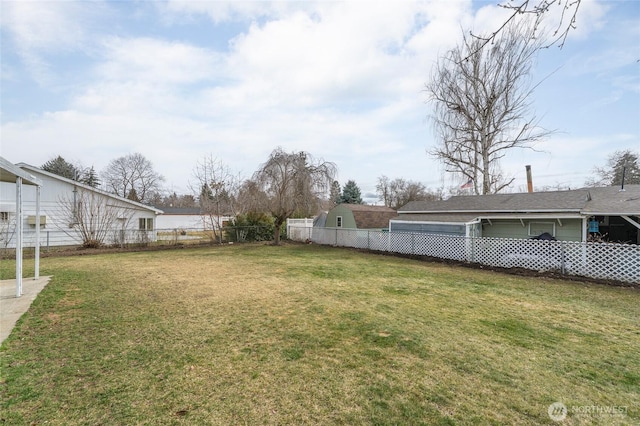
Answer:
[227, 212, 285, 242]
[82, 239, 102, 249]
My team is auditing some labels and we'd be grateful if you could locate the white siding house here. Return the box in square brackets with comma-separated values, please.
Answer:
[0, 163, 163, 248]
[155, 207, 205, 230]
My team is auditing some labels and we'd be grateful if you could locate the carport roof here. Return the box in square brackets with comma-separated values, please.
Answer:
[0, 157, 40, 186]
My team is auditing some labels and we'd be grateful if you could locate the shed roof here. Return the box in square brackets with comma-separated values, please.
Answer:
[338, 204, 397, 229]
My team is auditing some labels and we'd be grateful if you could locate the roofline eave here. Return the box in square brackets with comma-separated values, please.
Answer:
[399, 209, 581, 214]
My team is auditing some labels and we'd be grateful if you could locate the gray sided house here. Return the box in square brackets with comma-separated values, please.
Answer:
[392, 186, 640, 244]
[324, 204, 397, 230]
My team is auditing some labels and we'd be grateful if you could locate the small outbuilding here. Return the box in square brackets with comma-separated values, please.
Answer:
[324, 204, 397, 230]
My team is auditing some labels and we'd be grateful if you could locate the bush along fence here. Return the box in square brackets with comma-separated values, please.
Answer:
[287, 225, 640, 285]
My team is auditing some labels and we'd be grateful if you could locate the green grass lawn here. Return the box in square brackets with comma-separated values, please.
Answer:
[1, 244, 638, 425]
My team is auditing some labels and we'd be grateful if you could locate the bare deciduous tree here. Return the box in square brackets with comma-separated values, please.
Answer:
[190, 155, 242, 244]
[236, 179, 269, 215]
[376, 175, 442, 209]
[101, 153, 164, 204]
[469, 0, 582, 59]
[251, 147, 337, 245]
[58, 188, 133, 248]
[426, 21, 552, 195]
[0, 213, 17, 252]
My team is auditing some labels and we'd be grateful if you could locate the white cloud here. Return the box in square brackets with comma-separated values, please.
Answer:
[97, 37, 223, 85]
[1, 0, 637, 198]
[161, 0, 284, 24]
[1, 1, 108, 84]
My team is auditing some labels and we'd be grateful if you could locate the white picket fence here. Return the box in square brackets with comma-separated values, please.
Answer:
[287, 226, 640, 284]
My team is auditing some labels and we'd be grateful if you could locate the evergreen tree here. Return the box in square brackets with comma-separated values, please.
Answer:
[127, 188, 140, 202]
[200, 183, 214, 204]
[42, 156, 79, 180]
[80, 166, 100, 188]
[340, 180, 363, 204]
[587, 150, 640, 187]
[329, 180, 342, 205]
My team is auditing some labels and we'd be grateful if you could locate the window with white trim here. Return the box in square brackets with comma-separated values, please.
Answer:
[528, 222, 555, 237]
[0, 212, 9, 222]
[139, 218, 154, 231]
[336, 216, 343, 228]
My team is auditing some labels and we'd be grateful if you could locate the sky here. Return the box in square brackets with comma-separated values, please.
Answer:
[1, 0, 639, 204]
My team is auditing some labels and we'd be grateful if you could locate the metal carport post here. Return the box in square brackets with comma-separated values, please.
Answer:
[0, 157, 42, 297]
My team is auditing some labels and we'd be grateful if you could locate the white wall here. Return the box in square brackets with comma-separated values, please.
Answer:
[156, 214, 206, 230]
[0, 170, 159, 248]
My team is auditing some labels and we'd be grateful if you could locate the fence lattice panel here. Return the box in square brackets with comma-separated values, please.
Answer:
[291, 226, 640, 284]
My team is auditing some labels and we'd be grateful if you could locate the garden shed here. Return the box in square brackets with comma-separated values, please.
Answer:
[324, 204, 397, 230]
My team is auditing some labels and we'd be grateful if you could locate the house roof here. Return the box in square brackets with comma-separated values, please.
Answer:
[391, 212, 583, 223]
[399, 185, 640, 217]
[153, 207, 203, 215]
[338, 204, 397, 229]
[580, 185, 640, 215]
[313, 212, 328, 228]
[17, 163, 164, 215]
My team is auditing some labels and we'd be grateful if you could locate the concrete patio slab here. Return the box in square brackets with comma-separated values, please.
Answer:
[0, 276, 51, 345]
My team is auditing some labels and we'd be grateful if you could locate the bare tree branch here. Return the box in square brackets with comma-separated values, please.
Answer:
[101, 153, 165, 204]
[190, 155, 242, 244]
[464, 0, 582, 61]
[57, 188, 134, 248]
[251, 147, 336, 245]
[427, 20, 554, 195]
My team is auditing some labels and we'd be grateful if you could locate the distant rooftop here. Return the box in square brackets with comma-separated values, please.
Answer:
[399, 185, 640, 216]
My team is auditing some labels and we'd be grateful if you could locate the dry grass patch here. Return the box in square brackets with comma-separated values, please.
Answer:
[1, 243, 638, 425]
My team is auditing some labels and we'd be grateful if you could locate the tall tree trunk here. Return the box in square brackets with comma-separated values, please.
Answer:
[273, 223, 282, 245]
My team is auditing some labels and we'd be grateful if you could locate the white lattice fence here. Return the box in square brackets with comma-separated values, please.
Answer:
[473, 238, 566, 271]
[299, 226, 640, 284]
[336, 229, 359, 248]
[413, 233, 468, 261]
[310, 227, 334, 245]
[368, 231, 390, 252]
[581, 242, 639, 283]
